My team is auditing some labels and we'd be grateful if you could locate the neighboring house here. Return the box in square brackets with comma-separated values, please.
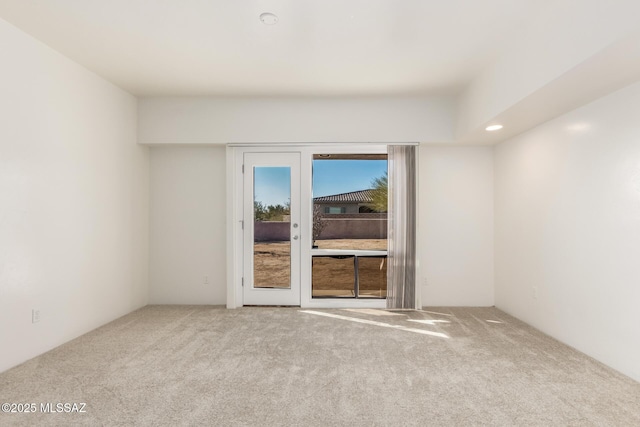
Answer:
[313, 189, 382, 214]
[312, 189, 387, 240]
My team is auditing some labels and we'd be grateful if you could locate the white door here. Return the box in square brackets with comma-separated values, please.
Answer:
[243, 152, 301, 305]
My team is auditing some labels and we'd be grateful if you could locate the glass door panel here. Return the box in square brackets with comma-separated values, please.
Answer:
[311, 256, 355, 297]
[243, 153, 300, 306]
[253, 166, 291, 289]
[357, 256, 387, 298]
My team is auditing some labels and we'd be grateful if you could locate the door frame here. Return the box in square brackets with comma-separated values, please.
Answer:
[228, 145, 312, 308]
[227, 143, 398, 309]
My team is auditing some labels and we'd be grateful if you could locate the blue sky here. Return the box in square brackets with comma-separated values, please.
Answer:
[254, 167, 291, 207]
[313, 160, 387, 198]
[254, 160, 387, 207]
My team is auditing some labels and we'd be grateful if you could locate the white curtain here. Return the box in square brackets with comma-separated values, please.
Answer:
[386, 145, 418, 309]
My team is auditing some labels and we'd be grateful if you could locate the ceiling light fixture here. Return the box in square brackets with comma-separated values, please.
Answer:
[485, 124, 504, 131]
[259, 12, 278, 25]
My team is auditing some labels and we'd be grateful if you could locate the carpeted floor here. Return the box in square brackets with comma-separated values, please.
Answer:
[1, 306, 639, 426]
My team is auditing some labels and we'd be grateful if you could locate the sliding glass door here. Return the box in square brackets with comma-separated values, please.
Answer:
[311, 154, 388, 299]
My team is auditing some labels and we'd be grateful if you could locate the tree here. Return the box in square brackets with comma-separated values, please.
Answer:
[369, 171, 388, 213]
[312, 204, 327, 246]
[254, 201, 268, 221]
[254, 200, 290, 221]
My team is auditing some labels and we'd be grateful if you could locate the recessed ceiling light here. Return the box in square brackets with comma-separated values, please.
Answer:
[485, 124, 504, 131]
[566, 122, 591, 133]
[259, 12, 278, 25]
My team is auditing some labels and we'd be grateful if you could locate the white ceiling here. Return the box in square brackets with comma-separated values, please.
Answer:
[0, 0, 550, 96]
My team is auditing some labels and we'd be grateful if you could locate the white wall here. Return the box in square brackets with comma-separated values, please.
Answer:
[138, 96, 456, 144]
[0, 18, 149, 372]
[149, 146, 226, 304]
[419, 146, 494, 306]
[494, 81, 640, 382]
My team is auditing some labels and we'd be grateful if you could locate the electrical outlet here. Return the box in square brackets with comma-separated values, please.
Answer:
[204, 276, 209, 284]
[32, 309, 41, 323]
[423, 277, 429, 287]
[532, 286, 538, 299]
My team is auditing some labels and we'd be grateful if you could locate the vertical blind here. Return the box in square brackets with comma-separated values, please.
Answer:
[386, 145, 418, 309]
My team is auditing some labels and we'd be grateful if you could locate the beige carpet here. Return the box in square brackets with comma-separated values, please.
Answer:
[1, 306, 639, 426]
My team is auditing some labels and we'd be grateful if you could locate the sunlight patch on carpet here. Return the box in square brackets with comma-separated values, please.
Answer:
[342, 309, 402, 317]
[407, 319, 451, 326]
[300, 310, 449, 339]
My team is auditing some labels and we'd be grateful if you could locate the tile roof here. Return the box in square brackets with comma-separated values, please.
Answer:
[313, 189, 373, 203]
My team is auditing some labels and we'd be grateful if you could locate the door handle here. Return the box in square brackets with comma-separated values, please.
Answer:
[293, 235, 299, 240]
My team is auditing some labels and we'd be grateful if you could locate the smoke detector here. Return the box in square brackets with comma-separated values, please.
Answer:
[260, 12, 278, 25]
